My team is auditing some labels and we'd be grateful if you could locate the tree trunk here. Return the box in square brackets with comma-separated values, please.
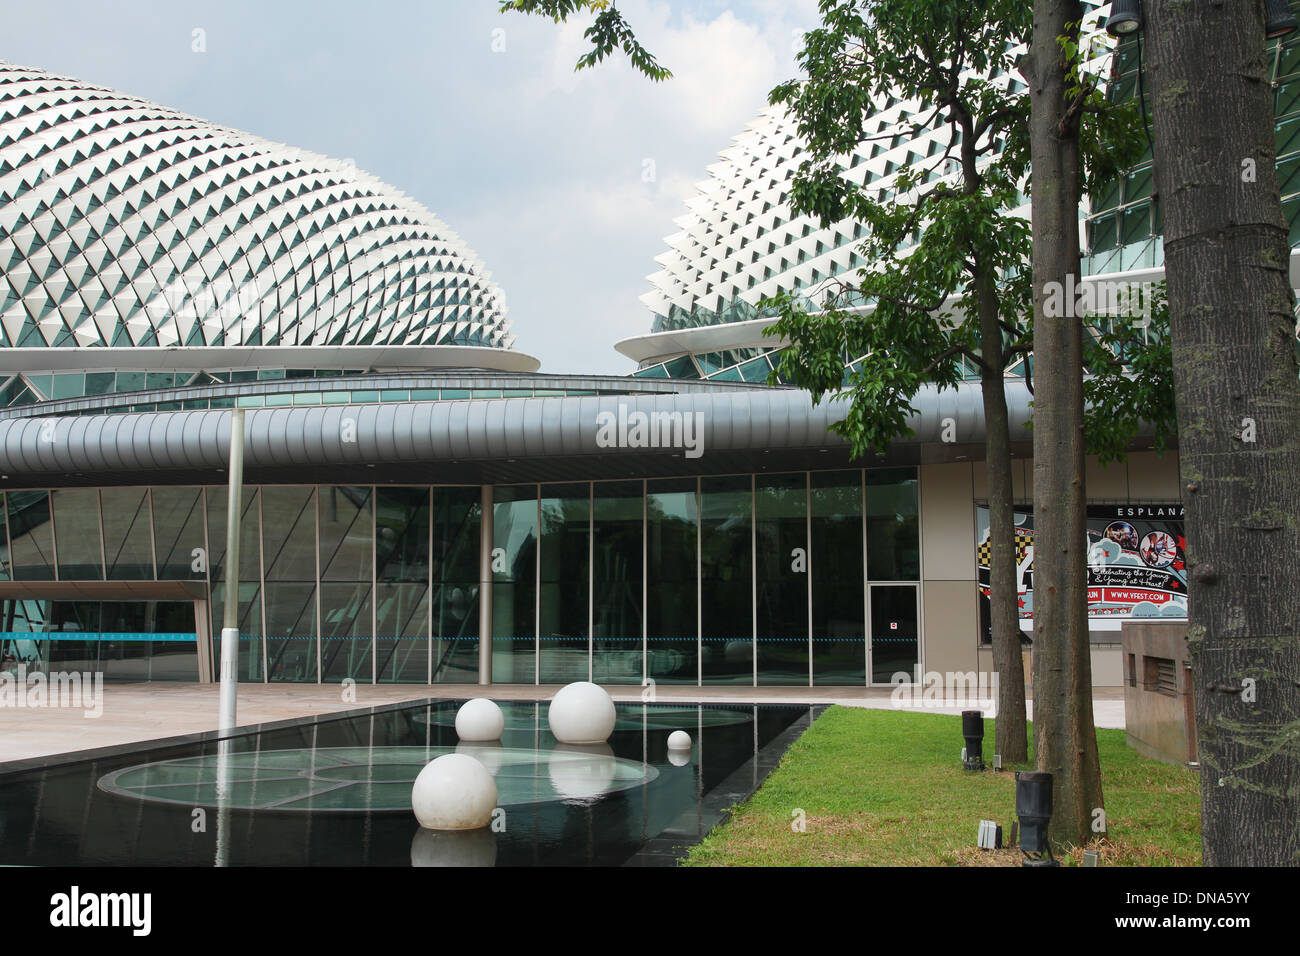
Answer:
[963, 120, 1029, 765]
[1022, 0, 1104, 848]
[1146, 0, 1300, 866]
[976, 271, 1030, 765]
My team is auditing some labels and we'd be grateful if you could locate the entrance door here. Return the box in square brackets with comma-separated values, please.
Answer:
[869, 584, 919, 684]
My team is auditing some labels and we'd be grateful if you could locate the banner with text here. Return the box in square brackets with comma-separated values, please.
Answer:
[976, 503, 1187, 642]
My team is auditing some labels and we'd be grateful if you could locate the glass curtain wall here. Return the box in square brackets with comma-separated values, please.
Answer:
[492, 485, 538, 684]
[431, 486, 480, 683]
[591, 480, 643, 684]
[0, 468, 921, 685]
[51, 489, 102, 580]
[262, 486, 318, 682]
[812, 470, 866, 684]
[207, 487, 262, 681]
[376, 487, 432, 683]
[152, 487, 206, 580]
[101, 487, 153, 579]
[539, 483, 589, 683]
[646, 478, 698, 685]
[318, 485, 373, 683]
[755, 473, 809, 684]
[700, 475, 752, 683]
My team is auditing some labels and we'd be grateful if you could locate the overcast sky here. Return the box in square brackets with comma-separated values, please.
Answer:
[0, 0, 819, 373]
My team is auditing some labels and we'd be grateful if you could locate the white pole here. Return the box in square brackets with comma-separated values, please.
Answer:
[218, 408, 245, 732]
[478, 483, 493, 686]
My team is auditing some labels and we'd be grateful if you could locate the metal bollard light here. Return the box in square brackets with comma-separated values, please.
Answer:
[1015, 770, 1059, 867]
[961, 710, 986, 772]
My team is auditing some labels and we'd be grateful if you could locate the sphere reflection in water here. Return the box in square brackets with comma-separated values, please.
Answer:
[455, 740, 506, 774]
[410, 827, 497, 867]
[548, 742, 617, 800]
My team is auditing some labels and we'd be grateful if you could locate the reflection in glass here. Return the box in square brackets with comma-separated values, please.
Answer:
[539, 483, 589, 683]
[262, 486, 317, 683]
[319, 487, 373, 682]
[592, 481, 642, 685]
[812, 471, 865, 685]
[432, 486, 480, 683]
[321, 582, 372, 682]
[492, 485, 538, 683]
[756, 474, 808, 685]
[647, 478, 697, 684]
[376, 488, 431, 683]
[866, 468, 920, 581]
[23, 599, 198, 680]
[152, 487, 206, 579]
[700, 476, 752, 683]
[6, 491, 54, 581]
[102, 488, 153, 580]
[207, 487, 263, 681]
[52, 489, 103, 580]
[377, 583, 430, 682]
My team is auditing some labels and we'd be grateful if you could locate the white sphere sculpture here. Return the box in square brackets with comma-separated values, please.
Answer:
[411, 753, 498, 830]
[547, 681, 617, 744]
[455, 698, 505, 742]
[667, 730, 692, 750]
[667, 748, 691, 768]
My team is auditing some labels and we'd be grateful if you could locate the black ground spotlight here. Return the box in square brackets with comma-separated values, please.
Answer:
[1106, 0, 1143, 37]
[961, 710, 985, 771]
[1015, 771, 1059, 867]
[1267, 0, 1299, 40]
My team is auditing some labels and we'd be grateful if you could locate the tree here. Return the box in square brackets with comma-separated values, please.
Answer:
[499, 1, 672, 80]
[1144, 0, 1300, 866]
[1082, 285, 1175, 467]
[765, 0, 1039, 762]
[1021, 0, 1101, 847]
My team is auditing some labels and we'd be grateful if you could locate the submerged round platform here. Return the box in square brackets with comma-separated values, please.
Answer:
[416, 702, 752, 733]
[97, 745, 658, 812]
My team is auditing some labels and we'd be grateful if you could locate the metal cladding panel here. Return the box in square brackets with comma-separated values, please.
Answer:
[0, 382, 1044, 480]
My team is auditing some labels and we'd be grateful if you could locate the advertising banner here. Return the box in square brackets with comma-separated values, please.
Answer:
[976, 503, 1187, 642]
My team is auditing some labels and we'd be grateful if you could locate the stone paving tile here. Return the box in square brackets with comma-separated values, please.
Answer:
[0, 681, 1126, 765]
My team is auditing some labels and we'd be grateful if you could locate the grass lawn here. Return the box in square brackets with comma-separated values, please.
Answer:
[683, 706, 1201, 866]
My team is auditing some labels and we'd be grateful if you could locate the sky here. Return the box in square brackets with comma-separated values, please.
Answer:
[0, 0, 820, 373]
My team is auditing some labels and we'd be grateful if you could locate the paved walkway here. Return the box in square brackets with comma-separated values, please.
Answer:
[0, 682, 1126, 765]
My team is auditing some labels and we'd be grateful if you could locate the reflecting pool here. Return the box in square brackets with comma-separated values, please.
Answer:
[0, 699, 812, 866]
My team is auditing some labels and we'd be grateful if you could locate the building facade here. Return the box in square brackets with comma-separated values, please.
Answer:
[2, 4, 1296, 687]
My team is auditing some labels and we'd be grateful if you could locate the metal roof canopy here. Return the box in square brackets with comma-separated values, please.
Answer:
[0, 381, 1158, 488]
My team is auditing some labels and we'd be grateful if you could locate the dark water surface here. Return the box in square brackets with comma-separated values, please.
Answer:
[0, 700, 811, 866]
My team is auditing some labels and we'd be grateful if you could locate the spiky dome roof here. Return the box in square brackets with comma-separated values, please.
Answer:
[0, 62, 515, 351]
[640, 3, 1119, 336]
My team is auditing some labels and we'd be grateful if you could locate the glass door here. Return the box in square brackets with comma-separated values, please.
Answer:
[869, 584, 919, 684]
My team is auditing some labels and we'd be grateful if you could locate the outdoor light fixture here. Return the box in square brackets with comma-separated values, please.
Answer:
[1106, 0, 1143, 36]
[1266, 0, 1299, 40]
[1015, 771, 1059, 867]
[961, 710, 985, 771]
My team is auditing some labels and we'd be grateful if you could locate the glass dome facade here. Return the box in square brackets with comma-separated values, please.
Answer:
[0, 63, 515, 354]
